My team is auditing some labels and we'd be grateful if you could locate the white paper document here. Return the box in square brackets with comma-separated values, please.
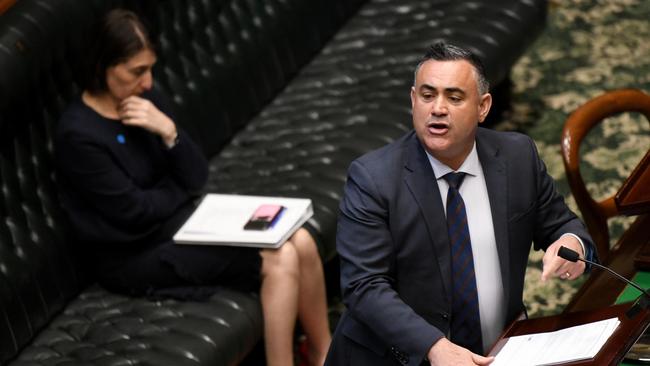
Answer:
[173, 194, 313, 248]
[491, 317, 621, 366]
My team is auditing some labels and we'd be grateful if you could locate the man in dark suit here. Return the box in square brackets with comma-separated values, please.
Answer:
[325, 42, 596, 366]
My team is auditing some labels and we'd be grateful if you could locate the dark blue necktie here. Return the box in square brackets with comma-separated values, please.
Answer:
[444, 172, 483, 354]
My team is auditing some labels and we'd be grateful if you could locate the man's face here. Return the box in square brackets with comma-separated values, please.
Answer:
[410, 59, 491, 169]
[105, 48, 157, 101]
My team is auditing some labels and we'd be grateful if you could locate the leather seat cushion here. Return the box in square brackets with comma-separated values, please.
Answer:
[10, 285, 262, 366]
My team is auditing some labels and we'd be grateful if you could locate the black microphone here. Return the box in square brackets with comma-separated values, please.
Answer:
[558, 246, 650, 318]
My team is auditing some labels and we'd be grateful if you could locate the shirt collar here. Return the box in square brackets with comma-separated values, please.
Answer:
[426, 141, 481, 180]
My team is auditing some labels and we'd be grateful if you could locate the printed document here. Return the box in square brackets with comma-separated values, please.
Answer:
[492, 317, 620, 366]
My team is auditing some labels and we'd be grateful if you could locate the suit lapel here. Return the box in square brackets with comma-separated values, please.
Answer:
[402, 133, 452, 299]
[476, 129, 510, 306]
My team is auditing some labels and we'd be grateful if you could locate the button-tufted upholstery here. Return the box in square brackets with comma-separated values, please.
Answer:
[0, 0, 546, 364]
[9, 285, 262, 365]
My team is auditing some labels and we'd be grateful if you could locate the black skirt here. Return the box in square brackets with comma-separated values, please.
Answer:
[99, 240, 263, 300]
[88, 203, 263, 301]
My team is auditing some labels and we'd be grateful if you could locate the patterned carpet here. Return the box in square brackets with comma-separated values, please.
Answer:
[499, 0, 650, 317]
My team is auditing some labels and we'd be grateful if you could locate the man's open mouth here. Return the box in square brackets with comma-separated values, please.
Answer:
[427, 121, 449, 134]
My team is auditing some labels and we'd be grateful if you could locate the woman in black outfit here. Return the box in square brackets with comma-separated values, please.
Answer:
[55, 9, 330, 366]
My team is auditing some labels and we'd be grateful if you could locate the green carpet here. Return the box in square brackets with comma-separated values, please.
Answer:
[498, 0, 650, 318]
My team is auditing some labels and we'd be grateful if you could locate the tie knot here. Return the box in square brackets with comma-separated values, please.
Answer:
[443, 172, 466, 190]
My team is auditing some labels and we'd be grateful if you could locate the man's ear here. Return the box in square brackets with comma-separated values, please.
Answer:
[410, 86, 416, 110]
[477, 92, 492, 124]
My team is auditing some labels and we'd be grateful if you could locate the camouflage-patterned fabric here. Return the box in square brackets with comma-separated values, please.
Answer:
[498, 0, 650, 317]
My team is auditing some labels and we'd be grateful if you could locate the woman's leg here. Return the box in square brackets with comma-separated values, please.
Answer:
[291, 228, 332, 366]
[260, 243, 300, 366]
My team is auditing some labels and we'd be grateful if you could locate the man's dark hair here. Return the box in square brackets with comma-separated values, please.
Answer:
[83, 9, 154, 93]
[413, 42, 490, 95]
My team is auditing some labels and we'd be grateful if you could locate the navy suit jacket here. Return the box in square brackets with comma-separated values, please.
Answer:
[326, 128, 596, 365]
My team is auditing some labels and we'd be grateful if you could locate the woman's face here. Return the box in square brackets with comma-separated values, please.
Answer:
[105, 48, 157, 101]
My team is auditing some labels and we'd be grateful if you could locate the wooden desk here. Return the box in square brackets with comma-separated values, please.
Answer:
[562, 212, 650, 365]
[616, 150, 650, 216]
[557, 88, 650, 364]
[488, 303, 650, 365]
[492, 167, 650, 364]
[619, 273, 650, 366]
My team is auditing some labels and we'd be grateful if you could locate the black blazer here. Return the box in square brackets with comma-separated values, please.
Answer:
[55, 89, 208, 248]
[326, 128, 596, 365]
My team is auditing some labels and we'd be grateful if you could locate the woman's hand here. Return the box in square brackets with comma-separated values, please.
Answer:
[118, 95, 178, 147]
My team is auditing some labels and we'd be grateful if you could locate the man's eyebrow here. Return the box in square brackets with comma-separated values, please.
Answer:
[444, 87, 466, 95]
[418, 84, 466, 95]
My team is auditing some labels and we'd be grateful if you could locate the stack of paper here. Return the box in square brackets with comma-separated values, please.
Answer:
[492, 317, 621, 366]
[173, 194, 313, 248]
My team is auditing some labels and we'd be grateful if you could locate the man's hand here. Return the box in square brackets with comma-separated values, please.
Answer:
[118, 96, 178, 147]
[427, 338, 494, 366]
[541, 235, 586, 282]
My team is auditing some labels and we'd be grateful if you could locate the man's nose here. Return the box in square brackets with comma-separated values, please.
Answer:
[431, 96, 448, 115]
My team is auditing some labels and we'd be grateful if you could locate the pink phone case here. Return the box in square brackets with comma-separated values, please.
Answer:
[244, 204, 284, 230]
[251, 204, 283, 220]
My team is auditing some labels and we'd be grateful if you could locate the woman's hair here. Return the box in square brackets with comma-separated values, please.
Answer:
[83, 9, 154, 93]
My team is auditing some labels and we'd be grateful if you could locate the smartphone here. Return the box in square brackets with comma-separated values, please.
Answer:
[243, 204, 285, 230]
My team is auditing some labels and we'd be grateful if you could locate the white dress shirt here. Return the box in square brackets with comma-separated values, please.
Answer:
[426, 142, 506, 352]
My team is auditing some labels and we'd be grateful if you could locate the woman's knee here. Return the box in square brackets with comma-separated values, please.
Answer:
[291, 228, 315, 248]
[260, 242, 300, 278]
[291, 228, 321, 265]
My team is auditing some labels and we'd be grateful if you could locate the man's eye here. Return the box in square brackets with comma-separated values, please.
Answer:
[449, 96, 462, 103]
[422, 94, 433, 100]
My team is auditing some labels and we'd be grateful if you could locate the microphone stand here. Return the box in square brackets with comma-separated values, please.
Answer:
[558, 246, 650, 319]
[584, 261, 650, 319]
